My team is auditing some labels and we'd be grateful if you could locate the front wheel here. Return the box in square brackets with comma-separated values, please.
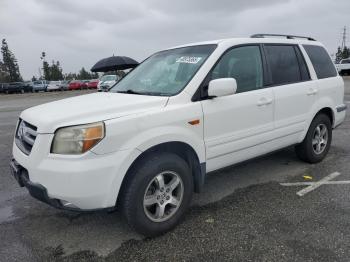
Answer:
[121, 153, 193, 237]
[295, 113, 332, 163]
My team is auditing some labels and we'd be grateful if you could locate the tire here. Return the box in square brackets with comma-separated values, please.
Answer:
[295, 113, 332, 163]
[121, 152, 193, 237]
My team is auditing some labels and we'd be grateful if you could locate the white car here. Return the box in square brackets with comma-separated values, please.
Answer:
[335, 58, 350, 75]
[11, 34, 347, 236]
[97, 75, 120, 92]
[47, 81, 62, 91]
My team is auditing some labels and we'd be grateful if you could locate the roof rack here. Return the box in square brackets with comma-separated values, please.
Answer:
[251, 34, 316, 41]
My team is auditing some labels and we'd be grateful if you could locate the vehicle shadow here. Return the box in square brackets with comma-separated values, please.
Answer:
[7, 146, 310, 258]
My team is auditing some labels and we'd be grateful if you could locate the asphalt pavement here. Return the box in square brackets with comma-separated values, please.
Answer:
[0, 82, 349, 262]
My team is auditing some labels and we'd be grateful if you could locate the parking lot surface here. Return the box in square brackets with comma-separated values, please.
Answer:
[0, 82, 350, 261]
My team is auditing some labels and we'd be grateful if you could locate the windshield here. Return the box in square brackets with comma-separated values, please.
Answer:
[49, 81, 59, 84]
[101, 75, 117, 81]
[110, 44, 216, 96]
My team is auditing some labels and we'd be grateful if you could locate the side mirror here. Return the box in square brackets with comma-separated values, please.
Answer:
[208, 78, 237, 98]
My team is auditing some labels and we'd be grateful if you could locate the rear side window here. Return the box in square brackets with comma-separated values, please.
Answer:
[264, 45, 301, 85]
[303, 45, 337, 79]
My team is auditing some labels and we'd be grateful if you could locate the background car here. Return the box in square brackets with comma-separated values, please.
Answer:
[335, 58, 350, 75]
[97, 75, 120, 92]
[68, 80, 84, 90]
[32, 80, 48, 92]
[0, 83, 9, 93]
[2, 82, 29, 94]
[81, 80, 90, 89]
[59, 80, 70, 91]
[87, 79, 99, 89]
[47, 81, 62, 91]
[23, 81, 34, 92]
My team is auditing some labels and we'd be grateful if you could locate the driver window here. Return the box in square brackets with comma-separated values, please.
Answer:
[211, 46, 263, 93]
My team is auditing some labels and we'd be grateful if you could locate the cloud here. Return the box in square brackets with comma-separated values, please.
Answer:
[0, 0, 348, 79]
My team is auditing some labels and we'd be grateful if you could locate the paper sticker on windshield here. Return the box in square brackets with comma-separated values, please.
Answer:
[176, 56, 202, 64]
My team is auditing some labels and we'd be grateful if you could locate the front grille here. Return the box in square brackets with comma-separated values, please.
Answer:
[15, 119, 37, 155]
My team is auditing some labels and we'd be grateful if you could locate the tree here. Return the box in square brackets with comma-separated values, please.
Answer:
[335, 46, 350, 63]
[0, 61, 8, 82]
[64, 72, 78, 80]
[71, 67, 99, 80]
[1, 39, 22, 82]
[40, 52, 63, 80]
[78, 67, 91, 79]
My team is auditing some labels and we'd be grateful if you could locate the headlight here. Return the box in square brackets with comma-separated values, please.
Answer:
[51, 122, 105, 154]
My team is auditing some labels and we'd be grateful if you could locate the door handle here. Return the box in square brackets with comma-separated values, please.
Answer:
[257, 98, 273, 106]
[307, 88, 318, 96]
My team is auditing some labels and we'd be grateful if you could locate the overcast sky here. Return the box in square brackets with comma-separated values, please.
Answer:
[0, 0, 349, 80]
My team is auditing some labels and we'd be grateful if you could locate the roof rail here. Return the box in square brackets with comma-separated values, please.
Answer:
[251, 34, 316, 41]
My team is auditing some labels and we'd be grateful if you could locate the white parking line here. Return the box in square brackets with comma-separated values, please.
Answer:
[281, 181, 350, 186]
[280, 172, 343, 196]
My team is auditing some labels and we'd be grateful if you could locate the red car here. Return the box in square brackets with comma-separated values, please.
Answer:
[68, 80, 83, 90]
[87, 79, 99, 89]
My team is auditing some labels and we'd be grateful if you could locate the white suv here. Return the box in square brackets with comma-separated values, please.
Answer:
[97, 74, 120, 92]
[11, 34, 347, 236]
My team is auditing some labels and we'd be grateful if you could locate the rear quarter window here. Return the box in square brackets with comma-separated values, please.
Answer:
[303, 45, 337, 79]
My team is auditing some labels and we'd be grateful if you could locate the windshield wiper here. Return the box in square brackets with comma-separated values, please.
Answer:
[115, 89, 170, 96]
[116, 89, 144, 95]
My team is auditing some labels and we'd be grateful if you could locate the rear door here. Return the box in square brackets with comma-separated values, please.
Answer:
[201, 45, 275, 172]
[264, 44, 317, 142]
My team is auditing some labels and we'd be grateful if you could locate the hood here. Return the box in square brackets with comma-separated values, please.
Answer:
[20, 92, 169, 133]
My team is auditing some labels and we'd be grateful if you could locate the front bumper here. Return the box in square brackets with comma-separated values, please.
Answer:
[10, 159, 116, 212]
[10, 159, 63, 209]
[12, 133, 139, 210]
[98, 85, 110, 92]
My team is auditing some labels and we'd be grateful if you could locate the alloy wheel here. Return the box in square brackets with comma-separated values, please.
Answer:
[312, 123, 328, 155]
[143, 171, 184, 223]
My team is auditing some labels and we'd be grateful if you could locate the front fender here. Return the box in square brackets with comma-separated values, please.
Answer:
[92, 102, 205, 162]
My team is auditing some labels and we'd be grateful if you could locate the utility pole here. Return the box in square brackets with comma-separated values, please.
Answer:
[341, 26, 347, 51]
[38, 67, 42, 80]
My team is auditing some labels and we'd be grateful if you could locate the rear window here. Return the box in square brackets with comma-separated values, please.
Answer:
[264, 45, 302, 85]
[303, 45, 337, 79]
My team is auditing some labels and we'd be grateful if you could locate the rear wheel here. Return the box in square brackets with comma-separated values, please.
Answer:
[121, 153, 193, 237]
[295, 113, 332, 163]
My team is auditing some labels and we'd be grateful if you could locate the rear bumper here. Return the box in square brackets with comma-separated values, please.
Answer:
[336, 104, 347, 113]
[334, 104, 347, 128]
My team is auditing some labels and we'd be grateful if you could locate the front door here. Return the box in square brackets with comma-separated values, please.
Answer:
[200, 45, 275, 172]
